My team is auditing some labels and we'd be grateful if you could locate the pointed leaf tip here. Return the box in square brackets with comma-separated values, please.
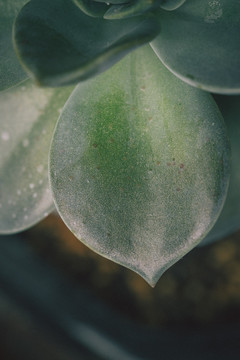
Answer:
[50, 46, 230, 284]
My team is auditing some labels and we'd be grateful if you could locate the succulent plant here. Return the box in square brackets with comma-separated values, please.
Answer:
[0, 0, 240, 286]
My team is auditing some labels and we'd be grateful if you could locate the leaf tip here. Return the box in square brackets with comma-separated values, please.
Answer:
[133, 267, 164, 288]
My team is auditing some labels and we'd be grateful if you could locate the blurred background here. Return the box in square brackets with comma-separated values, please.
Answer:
[0, 213, 240, 360]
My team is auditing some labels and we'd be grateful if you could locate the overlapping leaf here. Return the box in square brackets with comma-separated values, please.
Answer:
[0, 0, 28, 91]
[202, 95, 240, 245]
[0, 79, 73, 233]
[151, 0, 240, 94]
[14, 0, 161, 87]
[50, 45, 230, 286]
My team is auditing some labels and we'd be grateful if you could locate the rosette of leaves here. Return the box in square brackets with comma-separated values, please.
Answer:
[0, 0, 239, 286]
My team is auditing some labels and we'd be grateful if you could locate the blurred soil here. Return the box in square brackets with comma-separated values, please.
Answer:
[23, 214, 240, 329]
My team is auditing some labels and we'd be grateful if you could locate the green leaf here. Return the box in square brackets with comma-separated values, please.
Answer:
[151, 0, 240, 94]
[13, 0, 161, 87]
[0, 79, 73, 234]
[50, 45, 230, 286]
[201, 95, 240, 245]
[0, 0, 28, 91]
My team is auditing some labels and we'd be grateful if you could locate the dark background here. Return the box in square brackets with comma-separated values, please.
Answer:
[0, 214, 239, 359]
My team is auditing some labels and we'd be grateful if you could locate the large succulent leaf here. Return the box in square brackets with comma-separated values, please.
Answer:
[0, 79, 73, 234]
[202, 95, 240, 245]
[50, 45, 230, 286]
[151, 0, 240, 94]
[13, 0, 161, 87]
[0, 0, 28, 91]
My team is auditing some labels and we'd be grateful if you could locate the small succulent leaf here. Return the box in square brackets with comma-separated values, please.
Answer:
[13, 0, 161, 87]
[160, 0, 186, 11]
[103, 0, 160, 20]
[72, 0, 109, 17]
[0, 79, 73, 234]
[201, 95, 240, 245]
[73, 0, 161, 19]
[0, 0, 28, 91]
[151, 0, 240, 94]
[50, 45, 230, 286]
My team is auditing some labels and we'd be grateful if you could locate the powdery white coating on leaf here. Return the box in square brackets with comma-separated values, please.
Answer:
[0, 79, 73, 233]
[50, 45, 230, 286]
[1, 131, 10, 141]
[204, 0, 223, 24]
[22, 138, 29, 147]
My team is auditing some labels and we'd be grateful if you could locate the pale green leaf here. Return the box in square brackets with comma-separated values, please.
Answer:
[50, 45, 230, 286]
[14, 0, 160, 87]
[201, 95, 240, 245]
[151, 0, 240, 94]
[0, 0, 28, 91]
[0, 79, 73, 234]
